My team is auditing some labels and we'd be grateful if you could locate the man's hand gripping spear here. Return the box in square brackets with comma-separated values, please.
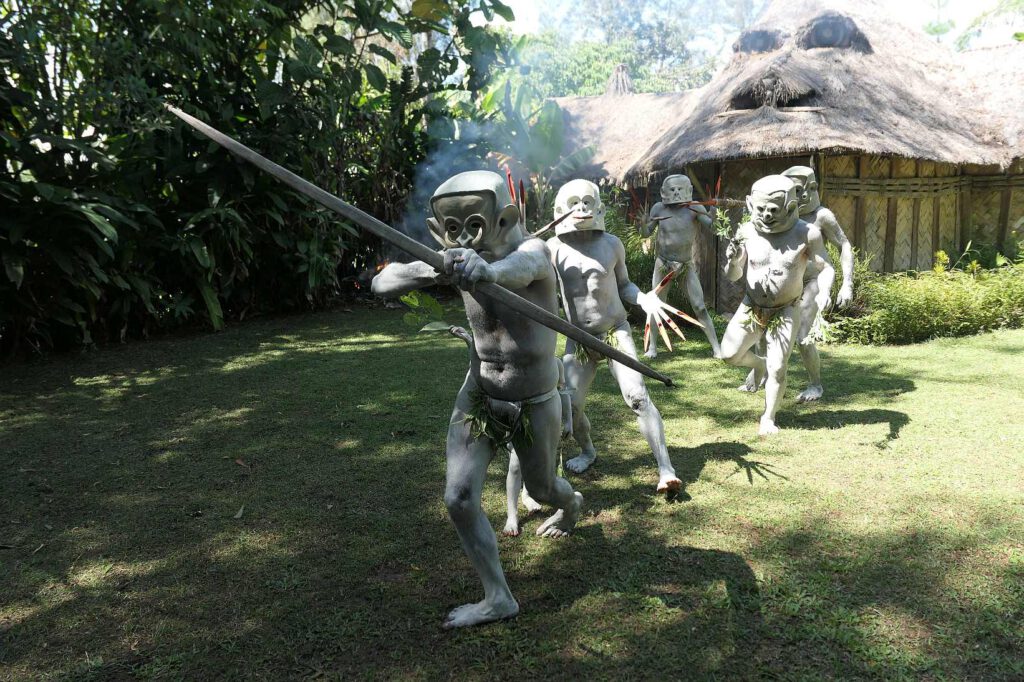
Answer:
[165, 104, 674, 387]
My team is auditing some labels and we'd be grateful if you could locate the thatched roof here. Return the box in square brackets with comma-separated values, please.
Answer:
[555, 0, 1024, 183]
[958, 42, 1024, 162]
[554, 91, 698, 184]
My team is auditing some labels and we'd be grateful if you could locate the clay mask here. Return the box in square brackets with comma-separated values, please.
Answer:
[746, 175, 799, 235]
[660, 175, 693, 205]
[782, 166, 821, 213]
[553, 179, 606, 235]
[427, 171, 521, 255]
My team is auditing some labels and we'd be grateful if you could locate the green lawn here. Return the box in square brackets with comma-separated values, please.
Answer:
[1, 308, 1022, 680]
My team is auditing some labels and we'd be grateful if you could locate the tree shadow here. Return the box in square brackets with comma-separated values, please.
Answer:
[672, 441, 789, 502]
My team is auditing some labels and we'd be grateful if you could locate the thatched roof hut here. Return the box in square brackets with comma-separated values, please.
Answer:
[556, 0, 1024, 310]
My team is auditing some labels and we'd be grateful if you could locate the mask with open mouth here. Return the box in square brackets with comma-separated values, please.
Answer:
[553, 179, 606, 235]
[746, 175, 800, 235]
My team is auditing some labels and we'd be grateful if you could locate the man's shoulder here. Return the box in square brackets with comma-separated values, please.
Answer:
[516, 235, 550, 255]
[798, 219, 824, 243]
[650, 201, 667, 214]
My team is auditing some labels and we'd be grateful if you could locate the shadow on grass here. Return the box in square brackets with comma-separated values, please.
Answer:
[0, 309, 1018, 679]
[782, 408, 910, 445]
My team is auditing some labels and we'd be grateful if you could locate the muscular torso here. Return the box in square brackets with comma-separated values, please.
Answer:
[549, 232, 628, 336]
[463, 248, 559, 401]
[738, 220, 816, 308]
[649, 202, 700, 263]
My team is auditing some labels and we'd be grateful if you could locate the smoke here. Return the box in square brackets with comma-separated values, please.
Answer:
[391, 120, 510, 261]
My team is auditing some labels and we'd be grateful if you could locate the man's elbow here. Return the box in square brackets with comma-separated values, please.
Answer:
[370, 275, 401, 298]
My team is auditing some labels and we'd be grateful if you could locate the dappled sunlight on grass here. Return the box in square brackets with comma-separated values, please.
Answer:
[1, 308, 1021, 678]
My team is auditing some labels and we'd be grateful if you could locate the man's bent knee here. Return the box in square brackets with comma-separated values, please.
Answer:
[625, 389, 650, 414]
[444, 485, 477, 518]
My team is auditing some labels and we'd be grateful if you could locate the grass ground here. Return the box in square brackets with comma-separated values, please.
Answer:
[1, 307, 1022, 680]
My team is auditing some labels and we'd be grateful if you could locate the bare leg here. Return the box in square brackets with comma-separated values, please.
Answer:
[721, 302, 766, 381]
[645, 257, 670, 359]
[562, 342, 599, 473]
[795, 280, 824, 403]
[739, 337, 766, 393]
[760, 305, 801, 436]
[683, 265, 722, 358]
[442, 376, 519, 629]
[512, 393, 583, 539]
[503, 448, 543, 537]
[608, 324, 680, 494]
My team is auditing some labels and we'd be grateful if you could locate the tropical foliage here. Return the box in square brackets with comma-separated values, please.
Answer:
[827, 250, 1024, 345]
[1, 0, 513, 354]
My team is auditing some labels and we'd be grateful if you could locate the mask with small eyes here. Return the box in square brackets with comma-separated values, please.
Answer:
[746, 175, 800, 235]
[782, 166, 821, 214]
[660, 175, 693, 205]
[553, 179, 606, 235]
[426, 171, 522, 254]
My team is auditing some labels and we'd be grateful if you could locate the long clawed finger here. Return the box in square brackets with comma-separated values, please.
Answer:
[661, 311, 687, 343]
[660, 302, 704, 329]
[653, 309, 673, 352]
[643, 318, 652, 353]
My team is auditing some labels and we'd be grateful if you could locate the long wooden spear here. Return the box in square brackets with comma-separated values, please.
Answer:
[165, 104, 675, 387]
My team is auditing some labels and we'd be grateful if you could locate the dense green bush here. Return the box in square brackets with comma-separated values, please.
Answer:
[827, 264, 1024, 345]
[1, 0, 513, 355]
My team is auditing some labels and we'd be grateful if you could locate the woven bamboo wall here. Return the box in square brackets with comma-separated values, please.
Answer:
[963, 161, 1022, 253]
[862, 156, 890, 272]
[916, 161, 936, 269]
[822, 155, 856, 240]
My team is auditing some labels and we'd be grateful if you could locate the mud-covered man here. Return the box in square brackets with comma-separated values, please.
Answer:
[372, 170, 582, 628]
[720, 175, 834, 436]
[641, 174, 722, 358]
[739, 166, 855, 401]
[547, 179, 686, 494]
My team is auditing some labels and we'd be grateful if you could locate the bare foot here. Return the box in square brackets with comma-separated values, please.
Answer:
[758, 417, 780, 436]
[737, 369, 763, 393]
[657, 475, 682, 494]
[442, 597, 519, 629]
[644, 348, 657, 360]
[565, 451, 596, 474]
[796, 384, 824, 403]
[521, 490, 543, 514]
[536, 492, 583, 538]
[502, 517, 521, 536]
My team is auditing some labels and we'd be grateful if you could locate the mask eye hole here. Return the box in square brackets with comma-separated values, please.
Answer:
[444, 218, 461, 237]
[734, 29, 784, 53]
[798, 13, 871, 52]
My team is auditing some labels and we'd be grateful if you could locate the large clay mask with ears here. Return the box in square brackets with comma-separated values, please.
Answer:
[553, 179, 606, 235]
[746, 175, 800, 235]
[782, 166, 821, 214]
[426, 171, 521, 255]
[660, 175, 693, 205]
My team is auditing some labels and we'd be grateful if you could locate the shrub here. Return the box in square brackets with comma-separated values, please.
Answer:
[0, 0, 513, 355]
[827, 264, 1024, 345]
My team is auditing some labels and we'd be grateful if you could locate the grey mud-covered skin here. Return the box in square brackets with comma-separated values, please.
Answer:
[545, 179, 682, 494]
[640, 175, 723, 359]
[371, 171, 582, 629]
[720, 175, 834, 436]
[739, 167, 855, 402]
